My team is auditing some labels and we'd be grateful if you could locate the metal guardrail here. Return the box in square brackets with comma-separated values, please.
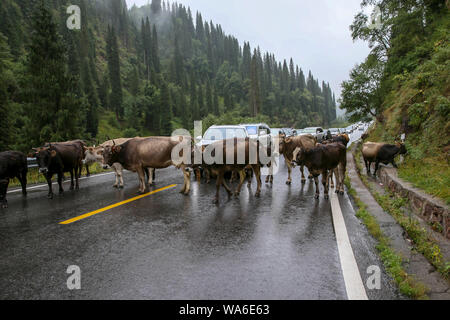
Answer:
[27, 158, 38, 169]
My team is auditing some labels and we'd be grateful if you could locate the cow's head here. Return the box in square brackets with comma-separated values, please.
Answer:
[83, 146, 104, 166]
[396, 142, 407, 155]
[33, 145, 57, 174]
[278, 136, 292, 154]
[292, 147, 304, 166]
[102, 144, 122, 169]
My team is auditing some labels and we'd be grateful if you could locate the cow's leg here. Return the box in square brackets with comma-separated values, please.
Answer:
[147, 168, 155, 186]
[329, 170, 335, 189]
[57, 171, 64, 195]
[235, 170, 246, 197]
[19, 168, 27, 196]
[230, 170, 236, 184]
[46, 173, 53, 199]
[245, 169, 251, 187]
[85, 163, 90, 177]
[69, 169, 75, 190]
[374, 161, 380, 176]
[0, 178, 9, 208]
[313, 175, 320, 200]
[300, 165, 307, 184]
[116, 164, 125, 188]
[180, 166, 191, 195]
[322, 170, 329, 200]
[205, 168, 211, 184]
[339, 161, 346, 195]
[285, 158, 293, 185]
[252, 165, 262, 198]
[75, 165, 80, 190]
[214, 170, 224, 204]
[136, 167, 146, 194]
[365, 159, 371, 175]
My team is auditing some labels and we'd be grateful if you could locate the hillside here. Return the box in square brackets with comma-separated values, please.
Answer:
[341, 1, 449, 203]
[0, 0, 338, 153]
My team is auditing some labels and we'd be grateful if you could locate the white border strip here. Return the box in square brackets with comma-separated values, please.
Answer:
[7, 172, 115, 194]
[330, 192, 368, 300]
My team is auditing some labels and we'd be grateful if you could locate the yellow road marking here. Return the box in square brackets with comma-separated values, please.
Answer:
[59, 184, 177, 225]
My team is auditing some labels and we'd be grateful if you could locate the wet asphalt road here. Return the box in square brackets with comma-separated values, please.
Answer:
[0, 131, 404, 300]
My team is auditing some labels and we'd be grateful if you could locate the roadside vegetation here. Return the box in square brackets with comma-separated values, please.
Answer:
[344, 174, 429, 299]
[352, 145, 449, 281]
[340, 1, 449, 205]
[9, 163, 107, 188]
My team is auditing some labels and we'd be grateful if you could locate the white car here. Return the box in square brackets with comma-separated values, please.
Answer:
[197, 125, 249, 147]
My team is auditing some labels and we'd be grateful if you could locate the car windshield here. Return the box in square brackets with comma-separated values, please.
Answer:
[203, 128, 247, 141]
[245, 126, 258, 135]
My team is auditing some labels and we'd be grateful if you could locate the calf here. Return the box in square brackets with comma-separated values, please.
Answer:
[321, 133, 350, 188]
[0, 151, 28, 208]
[33, 144, 81, 198]
[103, 136, 191, 194]
[362, 142, 407, 176]
[293, 143, 347, 199]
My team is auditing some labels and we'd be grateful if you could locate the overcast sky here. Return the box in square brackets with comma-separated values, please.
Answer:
[125, 0, 370, 111]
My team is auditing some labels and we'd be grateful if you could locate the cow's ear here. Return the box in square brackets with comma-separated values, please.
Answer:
[113, 146, 121, 153]
[83, 146, 89, 151]
[50, 150, 57, 158]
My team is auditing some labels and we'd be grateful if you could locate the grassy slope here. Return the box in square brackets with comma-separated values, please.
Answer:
[367, 17, 450, 205]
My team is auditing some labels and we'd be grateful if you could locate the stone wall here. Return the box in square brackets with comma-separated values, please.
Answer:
[377, 167, 450, 240]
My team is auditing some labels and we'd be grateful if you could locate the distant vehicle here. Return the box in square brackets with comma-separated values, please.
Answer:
[296, 129, 306, 136]
[303, 127, 326, 141]
[282, 128, 296, 137]
[328, 128, 341, 136]
[241, 123, 270, 136]
[197, 125, 248, 147]
[240, 123, 272, 147]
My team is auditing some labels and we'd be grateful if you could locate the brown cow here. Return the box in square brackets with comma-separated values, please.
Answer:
[277, 134, 317, 185]
[293, 143, 347, 199]
[83, 138, 155, 188]
[197, 138, 263, 204]
[46, 140, 88, 177]
[103, 136, 192, 194]
[362, 142, 407, 176]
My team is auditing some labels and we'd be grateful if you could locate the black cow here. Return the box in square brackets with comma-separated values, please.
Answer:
[33, 144, 82, 199]
[0, 151, 28, 208]
[362, 142, 407, 176]
[293, 143, 347, 199]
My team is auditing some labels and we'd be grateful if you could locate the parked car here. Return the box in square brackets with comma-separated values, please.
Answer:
[197, 125, 249, 147]
[328, 128, 341, 136]
[303, 127, 326, 141]
[240, 123, 272, 148]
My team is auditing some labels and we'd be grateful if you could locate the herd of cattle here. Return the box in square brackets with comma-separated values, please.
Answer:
[0, 132, 407, 208]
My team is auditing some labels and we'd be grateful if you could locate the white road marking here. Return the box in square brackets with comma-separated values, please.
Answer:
[7, 172, 115, 194]
[330, 190, 368, 300]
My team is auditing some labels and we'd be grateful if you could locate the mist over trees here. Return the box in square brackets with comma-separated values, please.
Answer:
[0, 0, 337, 152]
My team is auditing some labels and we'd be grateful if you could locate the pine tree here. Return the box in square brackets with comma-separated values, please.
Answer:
[25, 0, 81, 147]
[160, 81, 172, 135]
[249, 52, 261, 117]
[81, 58, 99, 138]
[106, 26, 123, 119]
[152, 26, 160, 73]
[0, 33, 10, 150]
[151, 0, 162, 15]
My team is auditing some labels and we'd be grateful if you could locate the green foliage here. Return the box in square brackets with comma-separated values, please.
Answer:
[1, 0, 338, 153]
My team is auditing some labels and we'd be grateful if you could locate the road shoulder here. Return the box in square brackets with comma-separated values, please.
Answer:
[346, 145, 450, 300]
